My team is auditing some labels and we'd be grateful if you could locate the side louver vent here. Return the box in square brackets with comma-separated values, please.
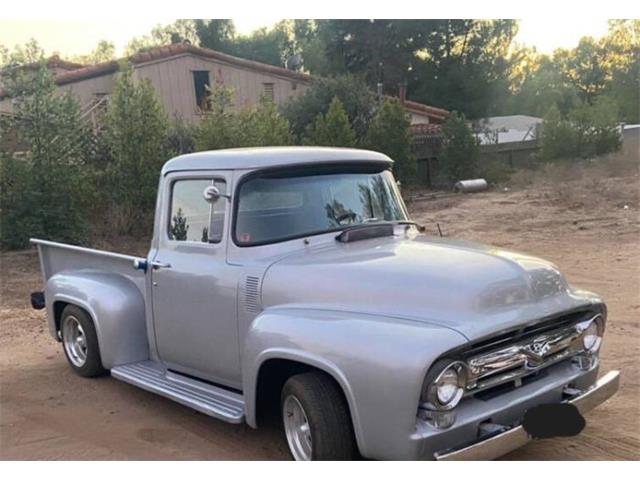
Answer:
[245, 276, 261, 313]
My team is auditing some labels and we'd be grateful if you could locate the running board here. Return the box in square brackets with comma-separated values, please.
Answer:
[111, 361, 245, 423]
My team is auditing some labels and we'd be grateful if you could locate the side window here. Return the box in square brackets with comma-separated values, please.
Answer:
[168, 178, 226, 243]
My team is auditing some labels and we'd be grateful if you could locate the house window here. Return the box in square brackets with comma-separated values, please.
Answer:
[262, 83, 275, 102]
[193, 71, 211, 111]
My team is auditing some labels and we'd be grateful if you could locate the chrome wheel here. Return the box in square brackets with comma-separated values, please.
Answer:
[283, 394, 313, 460]
[62, 315, 88, 367]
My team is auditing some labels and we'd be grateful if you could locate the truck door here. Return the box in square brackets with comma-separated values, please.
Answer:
[150, 171, 241, 388]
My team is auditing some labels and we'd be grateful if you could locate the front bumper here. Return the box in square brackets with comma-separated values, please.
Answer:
[434, 370, 620, 460]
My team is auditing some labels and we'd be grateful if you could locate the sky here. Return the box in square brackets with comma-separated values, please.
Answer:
[0, 18, 611, 60]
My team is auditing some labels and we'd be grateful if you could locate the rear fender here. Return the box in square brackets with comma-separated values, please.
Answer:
[46, 271, 148, 369]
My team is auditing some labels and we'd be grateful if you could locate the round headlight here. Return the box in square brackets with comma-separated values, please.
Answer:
[422, 360, 467, 411]
[582, 317, 603, 353]
[437, 367, 462, 404]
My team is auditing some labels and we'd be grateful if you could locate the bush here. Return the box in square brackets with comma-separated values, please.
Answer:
[363, 98, 415, 184]
[440, 112, 479, 183]
[479, 159, 514, 185]
[0, 67, 92, 249]
[303, 96, 356, 147]
[541, 98, 621, 161]
[569, 97, 621, 157]
[195, 88, 294, 149]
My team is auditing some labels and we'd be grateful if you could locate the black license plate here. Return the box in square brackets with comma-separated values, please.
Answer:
[522, 403, 586, 439]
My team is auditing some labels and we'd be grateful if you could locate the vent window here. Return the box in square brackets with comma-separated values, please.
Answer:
[262, 82, 275, 102]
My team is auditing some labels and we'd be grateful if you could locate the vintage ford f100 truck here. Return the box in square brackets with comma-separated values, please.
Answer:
[31, 147, 619, 460]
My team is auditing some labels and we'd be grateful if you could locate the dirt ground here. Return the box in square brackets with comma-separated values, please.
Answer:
[1, 160, 639, 460]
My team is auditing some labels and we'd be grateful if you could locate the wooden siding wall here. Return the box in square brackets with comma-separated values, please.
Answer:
[133, 54, 309, 122]
[409, 112, 431, 125]
[58, 75, 116, 108]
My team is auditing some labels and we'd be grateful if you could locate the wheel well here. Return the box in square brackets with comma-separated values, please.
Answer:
[255, 359, 355, 432]
[53, 301, 69, 335]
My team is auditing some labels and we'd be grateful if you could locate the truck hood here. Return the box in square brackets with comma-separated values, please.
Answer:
[260, 234, 601, 341]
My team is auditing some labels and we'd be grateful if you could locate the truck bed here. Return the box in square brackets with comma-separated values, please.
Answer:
[31, 238, 148, 295]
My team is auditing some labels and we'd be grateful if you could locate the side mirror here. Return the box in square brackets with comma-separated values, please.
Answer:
[203, 185, 223, 204]
[203, 184, 229, 243]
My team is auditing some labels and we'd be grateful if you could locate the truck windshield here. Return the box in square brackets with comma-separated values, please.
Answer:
[235, 168, 407, 246]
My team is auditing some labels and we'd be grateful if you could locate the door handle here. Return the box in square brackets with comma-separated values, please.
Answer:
[150, 260, 172, 270]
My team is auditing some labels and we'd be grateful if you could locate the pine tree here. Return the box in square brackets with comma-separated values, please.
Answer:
[193, 83, 242, 151]
[0, 66, 92, 248]
[363, 98, 415, 184]
[103, 63, 173, 235]
[303, 96, 357, 147]
[168, 208, 189, 241]
[239, 96, 294, 146]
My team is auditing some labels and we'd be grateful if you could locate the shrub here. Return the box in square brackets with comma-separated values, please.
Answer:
[541, 99, 621, 161]
[569, 97, 621, 157]
[540, 104, 577, 161]
[440, 112, 479, 183]
[479, 159, 514, 185]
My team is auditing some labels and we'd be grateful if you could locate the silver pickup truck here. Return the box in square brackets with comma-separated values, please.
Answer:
[31, 146, 619, 461]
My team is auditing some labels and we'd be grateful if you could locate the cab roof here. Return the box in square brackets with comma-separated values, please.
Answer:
[161, 147, 393, 175]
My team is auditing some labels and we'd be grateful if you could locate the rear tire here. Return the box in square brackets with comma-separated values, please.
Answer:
[60, 305, 106, 377]
[281, 371, 357, 460]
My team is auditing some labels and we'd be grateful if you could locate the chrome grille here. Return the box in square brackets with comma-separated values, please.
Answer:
[463, 313, 600, 395]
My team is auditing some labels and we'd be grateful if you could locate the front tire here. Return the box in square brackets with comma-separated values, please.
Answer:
[281, 371, 357, 460]
[60, 305, 106, 377]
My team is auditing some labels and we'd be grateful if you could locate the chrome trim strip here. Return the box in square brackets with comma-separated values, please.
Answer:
[435, 370, 620, 461]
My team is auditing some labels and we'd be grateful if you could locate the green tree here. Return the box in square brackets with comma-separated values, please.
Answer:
[557, 38, 609, 105]
[303, 96, 357, 147]
[569, 97, 621, 158]
[0, 66, 92, 248]
[103, 63, 173, 235]
[440, 112, 479, 183]
[282, 75, 377, 141]
[125, 20, 200, 55]
[363, 98, 415, 183]
[194, 19, 236, 51]
[193, 84, 242, 151]
[540, 99, 620, 161]
[540, 104, 577, 161]
[239, 96, 294, 146]
[602, 20, 640, 123]
[70, 40, 116, 64]
[508, 52, 580, 116]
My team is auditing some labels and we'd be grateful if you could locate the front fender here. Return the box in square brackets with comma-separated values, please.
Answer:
[242, 307, 466, 460]
[46, 271, 148, 369]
